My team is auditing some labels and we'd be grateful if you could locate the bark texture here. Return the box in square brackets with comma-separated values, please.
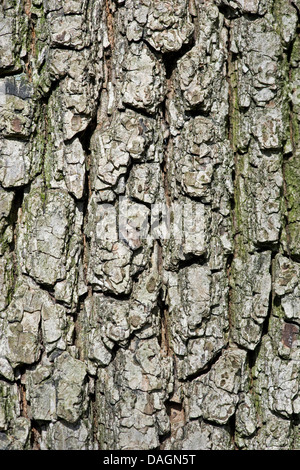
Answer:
[0, 0, 300, 450]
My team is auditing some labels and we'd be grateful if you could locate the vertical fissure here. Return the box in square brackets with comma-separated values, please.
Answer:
[225, 14, 239, 348]
[228, 412, 238, 449]
[16, 367, 29, 420]
[77, 113, 97, 285]
[226, 253, 234, 338]
[7, 187, 25, 301]
[282, 23, 300, 260]
[30, 420, 41, 450]
[158, 287, 171, 358]
[160, 401, 185, 450]
[98, 0, 116, 126]
[282, 159, 292, 259]
[226, 19, 240, 245]
[105, 0, 115, 52]
[261, 251, 276, 338]
[22, 0, 36, 81]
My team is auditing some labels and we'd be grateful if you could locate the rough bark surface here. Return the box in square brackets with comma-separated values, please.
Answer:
[0, 0, 300, 450]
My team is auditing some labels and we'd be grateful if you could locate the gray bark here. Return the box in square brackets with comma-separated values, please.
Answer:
[0, 0, 299, 450]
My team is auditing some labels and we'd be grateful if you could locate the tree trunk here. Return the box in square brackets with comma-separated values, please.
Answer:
[0, 0, 299, 450]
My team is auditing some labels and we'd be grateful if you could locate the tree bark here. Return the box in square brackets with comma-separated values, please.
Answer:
[0, 0, 299, 450]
